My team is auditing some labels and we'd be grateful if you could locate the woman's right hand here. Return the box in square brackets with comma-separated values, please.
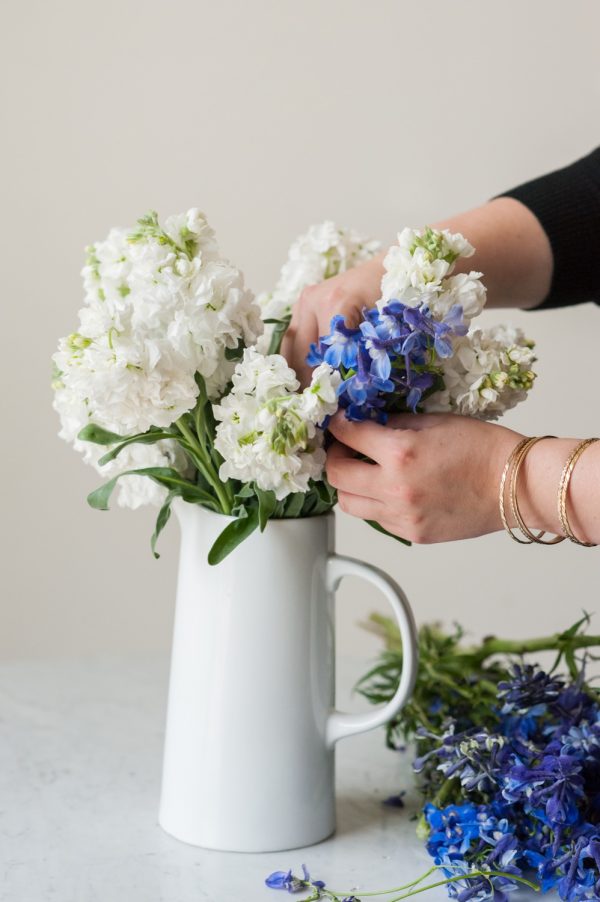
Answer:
[281, 252, 386, 386]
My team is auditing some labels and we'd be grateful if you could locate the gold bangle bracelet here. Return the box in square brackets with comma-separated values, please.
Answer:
[510, 436, 564, 545]
[499, 437, 535, 543]
[557, 438, 599, 547]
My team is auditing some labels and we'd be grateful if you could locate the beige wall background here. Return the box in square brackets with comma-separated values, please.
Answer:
[1, 0, 599, 663]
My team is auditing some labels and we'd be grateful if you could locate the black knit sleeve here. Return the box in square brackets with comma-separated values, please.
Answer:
[498, 146, 600, 308]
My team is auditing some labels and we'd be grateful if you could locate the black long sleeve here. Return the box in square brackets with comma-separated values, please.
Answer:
[498, 146, 600, 308]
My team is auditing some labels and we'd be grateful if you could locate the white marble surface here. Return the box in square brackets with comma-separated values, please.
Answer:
[0, 656, 532, 902]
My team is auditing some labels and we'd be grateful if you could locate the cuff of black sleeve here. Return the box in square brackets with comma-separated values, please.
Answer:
[497, 147, 600, 309]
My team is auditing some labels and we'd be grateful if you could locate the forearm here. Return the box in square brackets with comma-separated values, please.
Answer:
[436, 147, 600, 311]
[433, 197, 553, 309]
[508, 437, 600, 545]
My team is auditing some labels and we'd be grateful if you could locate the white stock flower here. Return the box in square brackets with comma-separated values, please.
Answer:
[427, 272, 487, 322]
[259, 221, 381, 323]
[53, 208, 263, 499]
[54, 208, 262, 504]
[379, 227, 483, 319]
[381, 245, 451, 303]
[423, 325, 536, 420]
[52, 378, 190, 509]
[213, 349, 340, 500]
[108, 440, 190, 510]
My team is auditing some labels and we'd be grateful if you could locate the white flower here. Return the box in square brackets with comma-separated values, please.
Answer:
[429, 272, 487, 322]
[396, 226, 474, 261]
[107, 440, 190, 510]
[379, 227, 482, 318]
[54, 208, 262, 503]
[259, 221, 380, 324]
[52, 378, 190, 508]
[423, 325, 536, 420]
[213, 349, 340, 500]
[381, 245, 452, 303]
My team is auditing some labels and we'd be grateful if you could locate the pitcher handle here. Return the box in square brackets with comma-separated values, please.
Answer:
[325, 553, 419, 749]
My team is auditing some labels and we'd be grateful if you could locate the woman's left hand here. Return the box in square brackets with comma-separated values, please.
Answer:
[326, 412, 524, 543]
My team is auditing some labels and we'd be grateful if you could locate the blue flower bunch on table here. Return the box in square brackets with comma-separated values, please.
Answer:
[307, 226, 537, 424]
[415, 662, 600, 902]
[267, 616, 600, 902]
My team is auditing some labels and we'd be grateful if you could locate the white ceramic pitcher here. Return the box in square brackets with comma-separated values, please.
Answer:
[159, 502, 418, 852]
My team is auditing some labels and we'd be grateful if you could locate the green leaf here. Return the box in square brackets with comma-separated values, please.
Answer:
[267, 315, 292, 355]
[151, 491, 177, 559]
[207, 507, 260, 565]
[366, 520, 412, 546]
[283, 492, 305, 518]
[314, 477, 337, 511]
[559, 612, 591, 640]
[87, 467, 216, 511]
[87, 475, 121, 510]
[234, 483, 256, 500]
[224, 339, 245, 361]
[256, 488, 277, 531]
[98, 430, 179, 466]
[194, 371, 208, 397]
[300, 494, 318, 516]
[316, 478, 336, 504]
[78, 423, 128, 445]
[232, 503, 249, 519]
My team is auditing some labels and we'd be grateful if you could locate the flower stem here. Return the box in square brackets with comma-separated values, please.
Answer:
[323, 867, 539, 902]
[175, 418, 232, 514]
[473, 634, 600, 665]
[325, 866, 438, 898]
[384, 869, 539, 902]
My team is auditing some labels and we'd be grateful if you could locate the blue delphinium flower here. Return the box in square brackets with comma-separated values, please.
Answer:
[561, 720, 600, 757]
[265, 869, 301, 892]
[414, 726, 510, 794]
[359, 318, 396, 379]
[425, 802, 484, 856]
[265, 864, 325, 894]
[307, 302, 467, 421]
[498, 664, 564, 717]
[413, 658, 600, 902]
[266, 660, 600, 902]
[553, 681, 598, 727]
[307, 314, 361, 369]
[502, 753, 585, 825]
[340, 348, 393, 423]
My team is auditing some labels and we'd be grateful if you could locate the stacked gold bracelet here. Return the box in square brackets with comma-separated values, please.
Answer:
[499, 436, 565, 544]
[499, 436, 598, 546]
[557, 438, 599, 547]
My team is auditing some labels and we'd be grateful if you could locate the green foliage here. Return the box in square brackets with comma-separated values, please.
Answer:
[257, 488, 277, 531]
[78, 423, 128, 445]
[366, 520, 411, 547]
[151, 491, 177, 559]
[207, 506, 260, 565]
[264, 315, 292, 355]
[357, 612, 600, 750]
[357, 619, 507, 751]
[87, 467, 217, 511]
[224, 339, 245, 361]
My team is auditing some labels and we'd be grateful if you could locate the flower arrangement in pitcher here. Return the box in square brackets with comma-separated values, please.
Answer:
[53, 212, 537, 562]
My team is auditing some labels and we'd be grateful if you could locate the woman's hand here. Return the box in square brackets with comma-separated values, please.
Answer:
[326, 412, 524, 543]
[281, 253, 386, 386]
[281, 198, 555, 387]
